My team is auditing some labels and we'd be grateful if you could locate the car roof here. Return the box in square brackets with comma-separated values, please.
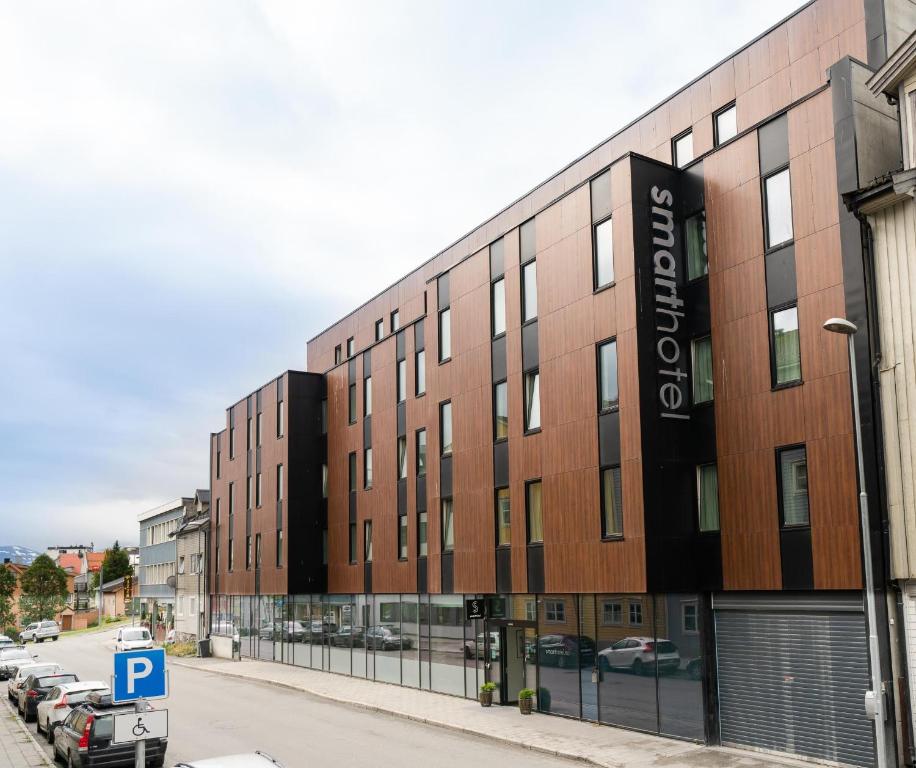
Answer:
[175, 752, 284, 767]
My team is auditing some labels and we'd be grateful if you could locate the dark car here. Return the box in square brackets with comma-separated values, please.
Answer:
[52, 692, 167, 768]
[365, 626, 411, 651]
[331, 626, 366, 648]
[537, 634, 596, 668]
[18, 672, 78, 722]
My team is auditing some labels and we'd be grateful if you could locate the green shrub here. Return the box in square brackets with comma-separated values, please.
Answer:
[518, 688, 536, 700]
[104, 616, 119, 624]
[480, 681, 497, 692]
[3, 626, 19, 642]
[165, 641, 197, 657]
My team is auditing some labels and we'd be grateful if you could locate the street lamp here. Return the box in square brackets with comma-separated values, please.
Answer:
[823, 317, 887, 768]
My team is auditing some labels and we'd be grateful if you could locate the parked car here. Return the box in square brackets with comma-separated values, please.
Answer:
[0, 646, 36, 680]
[53, 692, 167, 768]
[173, 752, 285, 766]
[115, 627, 154, 652]
[20, 620, 60, 643]
[0, 634, 16, 647]
[464, 631, 498, 660]
[36, 681, 109, 742]
[331, 626, 365, 647]
[7, 661, 62, 702]
[17, 672, 79, 722]
[537, 634, 596, 668]
[597, 636, 680, 675]
[365, 625, 411, 651]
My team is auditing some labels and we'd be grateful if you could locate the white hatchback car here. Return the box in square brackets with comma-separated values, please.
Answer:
[7, 661, 63, 701]
[116, 627, 154, 652]
[36, 680, 109, 742]
[20, 620, 60, 643]
[597, 636, 680, 675]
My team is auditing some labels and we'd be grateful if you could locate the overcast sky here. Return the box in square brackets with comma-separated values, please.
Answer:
[0, 1, 803, 551]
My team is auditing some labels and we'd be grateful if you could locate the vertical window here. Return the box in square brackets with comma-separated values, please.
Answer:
[216, 449, 221, 479]
[494, 381, 508, 440]
[256, 472, 262, 507]
[256, 413, 262, 446]
[439, 308, 451, 361]
[364, 447, 373, 489]
[247, 417, 252, 450]
[778, 446, 809, 527]
[682, 602, 698, 633]
[346, 337, 354, 358]
[771, 305, 801, 385]
[229, 426, 235, 459]
[697, 463, 719, 532]
[391, 309, 400, 332]
[397, 359, 407, 403]
[375, 319, 384, 341]
[364, 521, 373, 562]
[348, 383, 357, 423]
[492, 277, 506, 336]
[277, 464, 284, 500]
[441, 498, 454, 552]
[334, 345, 342, 365]
[246, 476, 252, 509]
[276, 530, 283, 567]
[349, 523, 357, 563]
[348, 452, 357, 493]
[598, 340, 618, 411]
[418, 511, 428, 556]
[440, 402, 453, 455]
[321, 464, 328, 499]
[255, 533, 261, 568]
[601, 466, 623, 538]
[277, 400, 285, 438]
[686, 211, 708, 280]
[526, 480, 543, 543]
[524, 371, 541, 432]
[714, 102, 737, 145]
[522, 260, 537, 322]
[520, 218, 536, 263]
[397, 436, 408, 479]
[545, 600, 565, 623]
[364, 376, 372, 416]
[246, 535, 252, 569]
[398, 515, 408, 560]
[594, 218, 614, 288]
[416, 429, 427, 476]
[415, 350, 426, 395]
[629, 601, 643, 625]
[673, 130, 694, 168]
[602, 601, 622, 625]
[764, 168, 793, 248]
[691, 336, 714, 403]
[496, 488, 511, 546]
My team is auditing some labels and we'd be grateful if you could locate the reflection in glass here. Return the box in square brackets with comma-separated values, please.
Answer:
[441, 499, 454, 552]
[527, 481, 543, 543]
[772, 306, 801, 384]
[496, 488, 511, 546]
[697, 464, 719, 532]
[524, 371, 540, 431]
[691, 336, 713, 403]
[779, 446, 809, 526]
[494, 381, 508, 440]
[601, 467, 623, 537]
[439, 308, 451, 361]
[657, 594, 705, 740]
[397, 359, 407, 403]
[327, 596, 351, 675]
[430, 595, 465, 696]
[416, 429, 427, 476]
[492, 278, 506, 336]
[522, 261, 538, 322]
[674, 131, 693, 167]
[686, 212, 708, 280]
[398, 437, 407, 479]
[595, 218, 614, 288]
[416, 349, 426, 395]
[372, 595, 402, 684]
[715, 104, 737, 144]
[765, 169, 793, 247]
[537, 595, 585, 717]
[598, 340, 618, 411]
[418, 511, 428, 556]
[440, 402, 453, 455]
[402, 595, 420, 688]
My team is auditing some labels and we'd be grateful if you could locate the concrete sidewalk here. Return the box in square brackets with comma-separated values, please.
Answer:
[0, 703, 50, 768]
[171, 656, 807, 768]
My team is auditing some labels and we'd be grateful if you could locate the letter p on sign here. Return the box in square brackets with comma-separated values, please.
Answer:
[126, 657, 153, 694]
[113, 649, 167, 702]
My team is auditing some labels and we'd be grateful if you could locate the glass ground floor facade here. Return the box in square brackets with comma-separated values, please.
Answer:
[210, 592, 707, 742]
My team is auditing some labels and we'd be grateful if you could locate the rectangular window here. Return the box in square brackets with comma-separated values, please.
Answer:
[714, 102, 737, 145]
[691, 336, 714, 403]
[256, 413, 262, 446]
[520, 218, 536, 263]
[348, 452, 357, 493]
[398, 515, 408, 560]
[686, 211, 708, 280]
[364, 521, 373, 562]
[216, 449, 221, 479]
[228, 539, 233, 571]
[629, 601, 643, 625]
[594, 218, 614, 288]
[697, 463, 719, 532]
[764, 168, 793, 248]
[375, 318, 384, 341]
[245, 535, 252, 569]
[334, 345, 342, 365]
[397, 359, 407, 403]
[494, 381, 508, 440]
[364, 376, 372, 416]
[322, 464, 328, 499]
[439, 308, 451, 362]
[415, 350, 426, 395]
[601, 466, 623, 538]
[348, 383, 357, 423]
[255, 533, 261, 568]
[778, 445, 809, 527]
[524, 371, 541, 432]
[246, 476, 252, 510]
[545, 600, 565, 623]
[441, 498, 454, 552]
[492, 277, 506, 337]
[598, 340, 618, 411]
[496, 488, 511, 546]
[416, 429, 427, 476]
[276, 530, 283, 567]
[364, 447, 373, 489]
[256, 472, 262, 507]
[682, 602, 698, 633]
[526, 480, 543, 543]
[440, 401, 453, 455]
[277, 400, 284, 437]
[347, 337, 354, 358]
[391, 310, 400, 332]
[522, 260, 537, 322]
[397, 436, 408, 479]
[673, 130, 694, 167]
[771, 305, 801, 385]
[601, 600, 622, 625]
[418, 511, 428, 557]
[277, 464, 284, 499]
[247, 417, 252, 450]
[349, 523, 357, 563]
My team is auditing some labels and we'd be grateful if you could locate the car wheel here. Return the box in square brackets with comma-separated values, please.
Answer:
[47, 727, 55, 744]
[632, 659, 645, 676]
[52, 636, 58, 641]
[53, 746, 64, 765]
[37, 638, 44, 644]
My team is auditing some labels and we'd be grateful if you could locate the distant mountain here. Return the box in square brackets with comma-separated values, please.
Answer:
[0, 546, 39, 565]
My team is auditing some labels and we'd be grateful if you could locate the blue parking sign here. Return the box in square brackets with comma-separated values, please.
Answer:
[113, 649, 168, 702]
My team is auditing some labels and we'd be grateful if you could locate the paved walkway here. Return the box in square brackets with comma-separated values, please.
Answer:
[0, 704, 50, 768]
[172, 656, 809, 768]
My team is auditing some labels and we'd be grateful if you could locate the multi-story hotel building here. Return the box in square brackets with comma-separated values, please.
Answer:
[209, 2, 916, 766]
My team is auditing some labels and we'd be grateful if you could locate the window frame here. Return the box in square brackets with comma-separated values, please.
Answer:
[523, 369, 541, 434]
[364, 520, 373, 563]
[349, 522, 357, 564]
[415, 349, 426, 396]
[696, 462, 720, 533]
[762, 165, 794, 251]
[441, 497, 454, 553]
[390, 309, 400, 332]
[592, 216, 614, 290]
[416, 428, 427, 476]
[776, 444, 810, 529]
[418, 511, 428, 557]
[628, 601, 643, 626]
[334, 345, 342, 365]
[601, 600, 623, 626]
[672, 128, 694, 168]
[348, 383, 357, 424]
[439, 401, 453, 456]
[438, 307, 451, 363]
[364, 447, 373, 489]
[525, 479, 543, 544]
[493, 380, 508, 442]
[363, 375, 372, 417]
[346, 337, 354, 358]
[690, 335, 714, 405]
[521, 259, 537, 324]
[491, 276, 507, 338]
[397, 436, 408, 480]
[397, 514, 408, 561]
[397, 358, 407, 404]
[495, 487, 511, 547]
[375, 318, 384, 342]
[713, 101, 738, 147]
[684, 209, 708, 282]
[597, 338, 619, 413]
[682, 601, 699, 634]
[769, 302, 802, 388]
[545, 599, 566, 623]
[600, 465, 624, 539]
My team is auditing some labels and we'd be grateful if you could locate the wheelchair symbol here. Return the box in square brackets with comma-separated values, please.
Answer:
[132, 718, 150, 737]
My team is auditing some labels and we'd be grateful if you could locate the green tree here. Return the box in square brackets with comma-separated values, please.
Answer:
[18, 554, 69, 624]
[90, 541, 133, 590]
[0, 564, 17, 629]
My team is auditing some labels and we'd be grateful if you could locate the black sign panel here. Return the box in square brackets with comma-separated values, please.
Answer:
[465, 598, 486, 621]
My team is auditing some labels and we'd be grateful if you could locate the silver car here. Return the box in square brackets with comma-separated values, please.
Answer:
[173, 752, 285, 767]
[7, 661, 62, 701]
[20, 620, 60, 643]
[0, 646, 35, 680]
[36, 681, 109, 742]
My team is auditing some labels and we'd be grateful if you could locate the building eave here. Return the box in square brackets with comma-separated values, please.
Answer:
[867, 28, 916, 96]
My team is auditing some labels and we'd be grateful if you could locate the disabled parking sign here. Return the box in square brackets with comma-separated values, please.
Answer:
[113, 648, 168, 702]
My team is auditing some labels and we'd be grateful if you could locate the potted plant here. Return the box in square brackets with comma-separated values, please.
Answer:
[518, 687, 535, 715]
[479, 681, 497, 707]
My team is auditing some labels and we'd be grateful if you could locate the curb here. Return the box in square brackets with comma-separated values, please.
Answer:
[4, 701, 52, 766]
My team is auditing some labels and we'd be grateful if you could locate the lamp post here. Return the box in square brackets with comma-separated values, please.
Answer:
[823, 317, 887, 768]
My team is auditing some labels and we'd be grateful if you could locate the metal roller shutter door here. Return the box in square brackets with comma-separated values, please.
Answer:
[716, 608, 874, 767]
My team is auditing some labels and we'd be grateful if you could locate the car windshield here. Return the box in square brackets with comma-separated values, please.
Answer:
[23, 665, 57, 678]
[38, 674, 77, 687]
[1, 649, 30, 660]
[122, 630, 150, 641]
[92, 714, 114, 740]
[68, 689, 105, 705]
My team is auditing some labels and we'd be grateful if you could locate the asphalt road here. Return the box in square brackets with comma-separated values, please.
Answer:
[7, 627, 577, 767]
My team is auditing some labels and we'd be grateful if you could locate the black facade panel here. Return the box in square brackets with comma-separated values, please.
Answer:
[758, 113, 789, 176]
[363, 349, 371, 376]
[779, 528, 814, 590]
[364, 562, 372, 593]
[397, 402, 406, 437]
[495, 548, 511, 593]
[493, 442, 509, 488]
[349, 492, 356, 523]
[522, 322, 539, 372]
[416, 476, 427, 513]
[598, 411, 621, 467]
[348, 359, 356, 384]
[415, 319, 425, 351]
[526, 545, 545, 594]
[441, 552, 454, 593]
[440, 456, 453, 498]
[765, 244, 797, 308]
[363, 416, 371, 447]
[490, 238, 505, 279]
[438, 273, 450, 308]
[684, 278, 711, 337]
[418, 558, 428, 593]
[491, 336, 507, 383]
[397, 479, 407, 516]
[396, 330, 405, 361]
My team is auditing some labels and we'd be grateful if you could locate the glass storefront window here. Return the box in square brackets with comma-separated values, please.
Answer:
[537, 595, 582, 717]
[373, 595, 402, 684]
[657, 594, 705, 740]
[402, 595, 420, 688]
[327, 596, 351, 675]
[430, 594, 465, 696]
[290, 595, 310, 668]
